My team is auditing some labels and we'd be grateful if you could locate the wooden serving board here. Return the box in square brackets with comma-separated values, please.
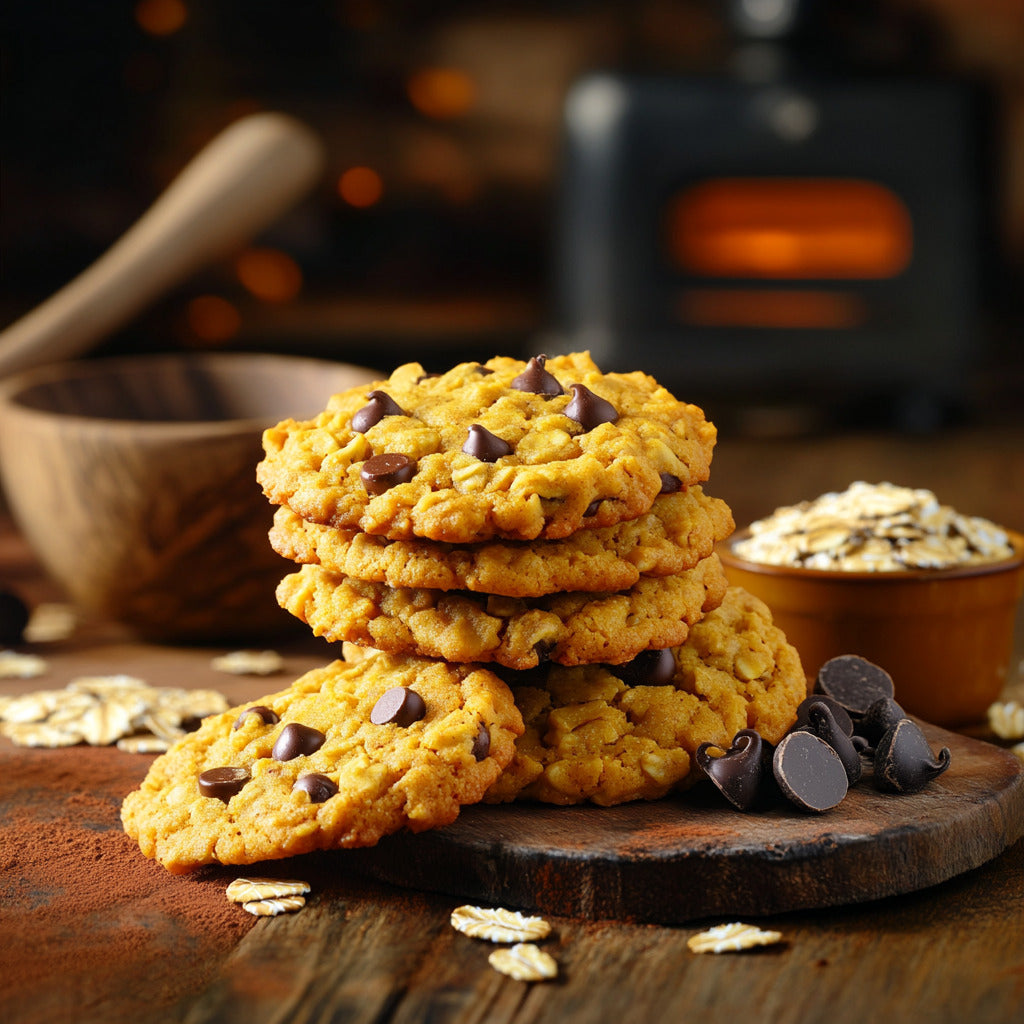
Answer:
[347, 722, 1024, 924]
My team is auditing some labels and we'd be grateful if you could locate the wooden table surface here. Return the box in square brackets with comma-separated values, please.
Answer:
[2, 426, 1023, 1024]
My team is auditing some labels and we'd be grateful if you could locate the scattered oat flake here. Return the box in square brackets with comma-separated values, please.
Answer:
[450, 905, 551, 943]
[2, 721, 82, 748]
[66, 674, 148, 696]
[0, 650, 48, 679]
[488, 944, 558, 982]
[987, 701, 1024, 741]
[242, 896, 306, 917]
[211, 649, 284, 676]
[687, 922, 783, 954]
[226, 877, 311, 903]
[116, 735, 170, 754]
[23, 602, 77, 643]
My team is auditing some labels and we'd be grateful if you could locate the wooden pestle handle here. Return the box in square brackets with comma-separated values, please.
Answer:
[0, 112, 325, 378]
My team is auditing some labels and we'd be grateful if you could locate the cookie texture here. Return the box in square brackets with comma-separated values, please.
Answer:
[275, 555, 729, 671]
[484, 587, 806, 806]
[269, 487, 733, 597]
[257, 352, 717, 543]
[121, 654, 523, 873]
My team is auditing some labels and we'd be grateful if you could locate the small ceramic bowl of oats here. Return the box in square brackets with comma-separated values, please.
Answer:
[718, 482, 1024, 727]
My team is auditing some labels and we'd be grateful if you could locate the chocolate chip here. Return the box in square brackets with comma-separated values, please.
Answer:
[511, 355, 563, 396]
[471, 722, 491, 761]
[272, 722, 326, 761]
[696, 729, 772, 812]
[370, 686, 426, 727]
[360, 453, 416, 495]
[858, 696, 907, 746]
[614, 648, 676, 686]
[232, 705, 280, 731]
[416, 373, 441, 383]
[0, 590, 29, 645]
[198, 766, 250, 802]
[564, 383, 618, 432]
[659, 474, 682, 495]
[472, 364, 494, 375]
[873, 718, 951, 794]
[793, 694, 854, 736]
[462, 424, 513, 462]
[801, 700, 862, 785]
[772, 731, 849, 812]
[583, 500, 601, 517]
[815, 655, 894, 717]
[293, 773, 338, 802]
[351, 390, 407, 433]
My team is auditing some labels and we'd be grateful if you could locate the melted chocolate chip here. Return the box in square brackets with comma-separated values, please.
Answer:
[583, 500, 601, 517]
[370, 687, 426, 727]
[351, 390, 407, 433]
[614, 648, 676, 686]
[659, 474, 682, 495]
[772, 731, 849, 812]
[511, 355, 563, 396]
[471, 722, 491, 761]
[564, 384, 618, 432]
[232, 705, 280, 731]
[873, 719, 951, 794]
[472, 364, 494, 375]
[696, 729, 771, 812]
[802, 700, 863, 785]
[293, 773, 338, 802]
[462, 424, 513, 462]
[360, 453, 416, 495]
[0, 590, 29, 645]
[272, 723, 326, 761]
[198, 766, 250, 802]
[815, 655, 894, 717]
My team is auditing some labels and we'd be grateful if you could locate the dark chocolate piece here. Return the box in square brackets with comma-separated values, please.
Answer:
[0, 590, 29, 645]
[198, 766, 250, 802]
[471, 722, 491, 761]
[370, 686, 426, 727]
[272, 722, 326, 761]
[793, 694, 854, 736]
[293, 773, 338, 802]
[614, 648, 676, 686]
[873, 718, 951, 794]
[772, 731, 849, 812]
[803, 700, 862, 785]
[564, 383, 618, 431]
[583, 500, 601, 517]
[232, 705, 280, 731]
[815, 655, 894, 716]
[360, 453, 416, 495]
[511, 355, 563, 396]
[351, 390, 407, 433]
[696, 729, 771, 812]
[659, 473, 682, 495]
[858, 697, 907, 746]
[462, 424, 513, 462]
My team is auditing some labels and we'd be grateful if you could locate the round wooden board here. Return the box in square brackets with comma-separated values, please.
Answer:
[348, 722, 1024, 923]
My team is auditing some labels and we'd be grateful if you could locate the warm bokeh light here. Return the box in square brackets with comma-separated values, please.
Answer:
[678, 288, 867, 329]
[407, 67, 477, 119]
[134, 0, 188, 37]
[235, 248, 303, 303]
[337, 166, 384, 208]
[186, 295, 241, 343]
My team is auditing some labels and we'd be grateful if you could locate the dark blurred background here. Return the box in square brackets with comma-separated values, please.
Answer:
[3, 0, 1024, 435]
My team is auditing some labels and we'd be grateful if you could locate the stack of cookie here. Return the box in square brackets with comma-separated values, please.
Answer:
[122, 353, 806, 872]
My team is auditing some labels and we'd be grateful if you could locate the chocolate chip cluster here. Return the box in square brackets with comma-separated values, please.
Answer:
[696, 654, 951, 813]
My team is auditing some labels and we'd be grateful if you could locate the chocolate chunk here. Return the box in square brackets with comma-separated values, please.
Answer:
[583, 500, 601, 517]
[472, 364, 494, 375]
[793, 694, 854, 737]
[198, 766, 250, 802]
[511, 355, 563, 396]
[815, 655, 894, 716]
[802, 700, 862, 785]
[416, 372, 441, 383]
[858, 696, 907, 746]
[351, 390, 407, 432]
[873, 719, 951, 794]
[232, 705, 280, 731]
[272, 722, 326, 761]
[370, 686, 426, 727]
[462, 424, 514, 462]
[696, 729, 772, 812]
[360, 453, 416, 495]
[614, 648, 676, 686]
[564, 384, 618, 431]
[659, 473, 682, 495]
[293, 773, 338, 802]
[471, 722, 491, 761]
[772, 731, 849, 812]
[0, 590, 29, 645]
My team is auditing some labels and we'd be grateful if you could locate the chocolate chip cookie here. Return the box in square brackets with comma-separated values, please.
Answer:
[121, 654, 523, 872]
[257, 352, 717, 543]
[274, 554, 729, 671]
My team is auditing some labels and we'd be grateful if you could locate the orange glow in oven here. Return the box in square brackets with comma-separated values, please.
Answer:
[667, 179, 912, 279]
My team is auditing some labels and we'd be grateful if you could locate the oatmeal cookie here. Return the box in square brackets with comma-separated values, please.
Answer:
[268, 487, 733, 597]
[256, 352, 717, 543]
[484, 587, 806, 806]
[120, 654, 523, 873]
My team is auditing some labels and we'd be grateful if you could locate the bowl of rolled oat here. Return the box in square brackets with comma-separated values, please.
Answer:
[719, 482, 1024, 727]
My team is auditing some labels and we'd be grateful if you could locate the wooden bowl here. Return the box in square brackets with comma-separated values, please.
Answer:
[0, 352, 378, 641]
[719, 530, 1024, 727]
